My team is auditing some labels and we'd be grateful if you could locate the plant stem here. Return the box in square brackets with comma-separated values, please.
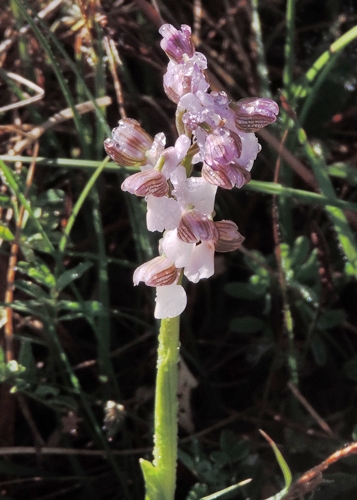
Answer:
[153, 316, 180, 500]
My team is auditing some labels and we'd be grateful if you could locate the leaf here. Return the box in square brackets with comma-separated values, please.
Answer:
[34, 385, 59, 398]
[290, 236, 310, 266]
[15, 279, 49, 299]
[17, 260, 56, 288]
[200, 480, 252, 500]
[260, 429, 292, 500]
[0, 224, 14, 241]
[24, 231, 55, 253]
[18, 340, 36, 384]
[185, 483, 208, 500]
[229, 316, 265, 333]
[139, 459, 166, 500]
[36, 188, 65, 207]
[56, 261, 93, 292]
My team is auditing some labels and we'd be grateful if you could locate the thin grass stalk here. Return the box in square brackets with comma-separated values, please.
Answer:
[250, 0, 272, 97]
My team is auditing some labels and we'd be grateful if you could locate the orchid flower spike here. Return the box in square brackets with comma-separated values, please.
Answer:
[104, 23, 279, 319]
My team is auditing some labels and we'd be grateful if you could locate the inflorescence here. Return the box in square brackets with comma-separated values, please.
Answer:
[104, 24, 279, 319]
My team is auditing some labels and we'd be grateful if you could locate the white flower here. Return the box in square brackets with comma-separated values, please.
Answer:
[154, 284, 187, 319]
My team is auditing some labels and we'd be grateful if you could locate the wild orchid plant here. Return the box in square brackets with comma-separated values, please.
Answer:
[104, 24, 279, 500]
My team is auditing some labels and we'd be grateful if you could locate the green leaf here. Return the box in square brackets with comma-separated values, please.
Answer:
[290, 236, 310, 267]
[0, 354, 26, 384]
[0, 224, 14, 241]
[260, 429, 292, 500]
[17, 260, 56, 288]
[140, 459, 166, 500]
[185, 483, 208, 500]
[229, 316, 265, 333]
[34, 385, 59, 398]
[15, 279, 49, 299]
[56, 261, 93, 292]
[36, 188, 65, 207]
[18, 340, 36, 384]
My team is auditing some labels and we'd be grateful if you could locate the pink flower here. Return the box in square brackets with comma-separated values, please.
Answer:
[154, 284, 187, 319]
[104, 118, 153, 166]
[121, 169, 169, 197]
[233, 97, 279, 133]
[133, 256, 179, 287]
[159, 24, 195, 63]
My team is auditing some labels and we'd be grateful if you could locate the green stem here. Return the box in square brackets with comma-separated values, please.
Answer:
[141, 315, 180, 500]
[154, 316, 180, 499]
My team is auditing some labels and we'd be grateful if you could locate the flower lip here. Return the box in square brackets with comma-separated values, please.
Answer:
[233, 97, 279, 133]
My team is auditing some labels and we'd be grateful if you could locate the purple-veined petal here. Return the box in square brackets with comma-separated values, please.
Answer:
[121, 170, 169, 197]
[133, 256, 179, 286]
[215, 220, 245, 252]
[159, 24, 195, 63]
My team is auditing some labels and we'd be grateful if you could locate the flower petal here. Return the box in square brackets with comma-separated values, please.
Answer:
[154, 284, 187, 319]
[146, 196, 181, 232]
[184, 240, 215, 283]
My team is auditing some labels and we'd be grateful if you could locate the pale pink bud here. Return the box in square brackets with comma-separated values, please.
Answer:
[163, 57, 209, 104]
[215, 220, 245, 252]
[133, 256, 179, 287]
[159, 24, 194, 63]
[203, 128, 242, 168]
[233, 97, 279, 133]
[104, 118, 153, 166]
[121, 170, 169, 197]
[177, 210, 219, 243]
[202, 163, 251, 190]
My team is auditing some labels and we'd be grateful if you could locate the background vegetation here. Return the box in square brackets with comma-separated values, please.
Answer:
[1, 0, 357, 499]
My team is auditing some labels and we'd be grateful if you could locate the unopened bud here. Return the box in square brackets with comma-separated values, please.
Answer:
[233, 97, 279, 133]
[133, 256, 179, 287]
[159, 24, 195, 63]
[104, 118, 153, 166]
[121, 169, 169, 197]
[215, 220, 245, 252]
[177, 210, 219, 243]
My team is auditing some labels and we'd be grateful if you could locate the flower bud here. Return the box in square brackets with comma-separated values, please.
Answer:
[233, 97, 279, 133]
[159, 24, 195, 63]
[133, 256, 179, 287]
[177, 210, 219, 243]
[203, 128, 242, 168]
[202, 163, 251, 190]
[104, 118, 153, 166]
[121, 169, 169, 197]
[215, 220, 245, 252]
